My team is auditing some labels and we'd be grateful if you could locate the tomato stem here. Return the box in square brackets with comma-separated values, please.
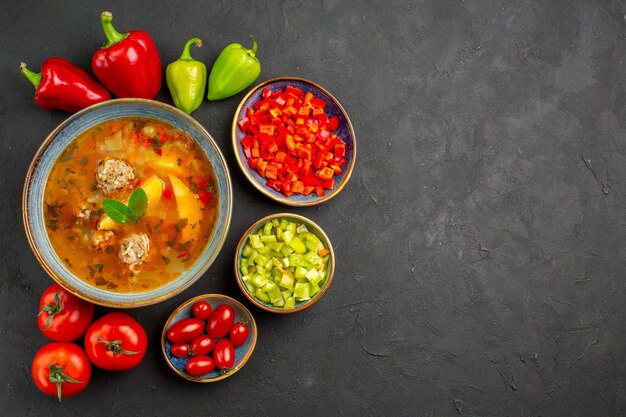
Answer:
[97, 337, 139, 355]
[48, 362, 82, 403]
[38, 289, 63, 330]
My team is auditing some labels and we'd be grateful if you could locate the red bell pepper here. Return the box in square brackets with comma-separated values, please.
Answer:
[92, 11, 161, 99]
[20, 58, 111, 113]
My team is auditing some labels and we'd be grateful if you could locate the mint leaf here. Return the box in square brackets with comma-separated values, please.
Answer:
[102, 199, 135, 224]
[128, 188, 148, 218]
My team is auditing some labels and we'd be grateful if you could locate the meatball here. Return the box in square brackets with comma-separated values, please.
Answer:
[92, 230, 115, 251]
[95, 158, 135, 195]
[119, 233, 150, 267]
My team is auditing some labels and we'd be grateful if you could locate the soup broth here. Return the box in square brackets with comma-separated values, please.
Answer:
[43, 117, 218, 293]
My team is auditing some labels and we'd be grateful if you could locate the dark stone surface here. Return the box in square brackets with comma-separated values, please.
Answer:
[1, 1, 625, 416]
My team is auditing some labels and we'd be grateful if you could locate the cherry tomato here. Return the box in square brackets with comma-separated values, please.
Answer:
[171, 343, 190, 358]
[32, 342, 91, 402]
[84, 312, 147, 371]
[190, 335, 215, 357]
[192, 301, 212, 320]
[185, 356, 215, 376]
[213, 339, 235, 370]
[229, 322, 250, 347]
[207, 305, 235, 339]
[37, 284, 95, 342]
[167, 318, 204, 343]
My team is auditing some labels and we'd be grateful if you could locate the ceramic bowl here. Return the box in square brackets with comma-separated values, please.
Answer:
[231, 77, 356, 206]
[234, 213, 335, 313]
[23, 99, 233, 308]
[161, 294, 257, 382]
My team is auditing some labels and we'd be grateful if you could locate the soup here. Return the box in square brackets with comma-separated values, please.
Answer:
[43, 117, 218, 293]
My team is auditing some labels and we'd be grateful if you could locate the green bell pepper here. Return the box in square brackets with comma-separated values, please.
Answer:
[207, 36, 261, 100]
[166, 38, 207, 114]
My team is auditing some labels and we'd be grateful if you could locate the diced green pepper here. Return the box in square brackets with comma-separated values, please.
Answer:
[261, 281, 276, 293]
[248, 249, 258, 263]
[279, 271, 294, 289]
[257, 245, 271, 255]
[280, 245, 294, 257]
[255, 289, 270, 303]
[260, 234, 277, 243]
[305, 268, 322, 286]
[295, 266, 308, 279]
[264, 282, 283, 304]
[282, 230, 294, 244]
[304, 251, 323, 266]
[288, 236, 307, 254]
[285, 221, 296, 235]
[263, 221, 273, 236]
[305, 233, 322, 252]
[294, 282, 311, 301]
[249, 234, 263, 249]
[242, 244, 254, 257]
[252, 274, 269, 288]
[310, 282, 321, 297]
[296, 224, 309, 233]
[254, 254, 268, 266]
[284, 297, 296, 308]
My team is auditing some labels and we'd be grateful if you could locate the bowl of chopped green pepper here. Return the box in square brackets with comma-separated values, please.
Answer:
[234, 213, 335, 313]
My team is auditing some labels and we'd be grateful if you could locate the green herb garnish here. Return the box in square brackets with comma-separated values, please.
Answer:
[102, 188, 148, 225]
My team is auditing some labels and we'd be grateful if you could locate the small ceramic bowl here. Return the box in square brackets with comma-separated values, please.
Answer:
[23, 99, 233, 308]
[231, 77, 356, 206]
[234, 213, 335, 313]
[161, 294, 257, 382]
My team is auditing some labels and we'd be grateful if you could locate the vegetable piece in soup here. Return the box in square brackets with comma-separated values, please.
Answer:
[43, 117, 218, 293]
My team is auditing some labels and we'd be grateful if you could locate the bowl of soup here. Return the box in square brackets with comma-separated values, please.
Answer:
[23, 99, 232, 307]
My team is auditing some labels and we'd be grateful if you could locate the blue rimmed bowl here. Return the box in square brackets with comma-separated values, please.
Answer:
[161, 294, 257, 382]
[231, 77, 356, 206]
[23, 99, 233, 308]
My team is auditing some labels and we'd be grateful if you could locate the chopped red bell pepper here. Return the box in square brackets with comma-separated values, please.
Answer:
[238, 85, 348, 197]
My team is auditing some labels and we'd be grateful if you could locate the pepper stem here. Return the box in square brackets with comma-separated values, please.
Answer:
[100, 11, 129, 48]
[248, 35, 258, 56]
[179, 38, 202, 61]
[20, 62, 41, 89]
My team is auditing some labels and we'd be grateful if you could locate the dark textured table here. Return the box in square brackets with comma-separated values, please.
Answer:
[1, 1, 625, 416]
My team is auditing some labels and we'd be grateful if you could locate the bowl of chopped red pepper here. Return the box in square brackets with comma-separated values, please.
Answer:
[231, 77, 356, 206]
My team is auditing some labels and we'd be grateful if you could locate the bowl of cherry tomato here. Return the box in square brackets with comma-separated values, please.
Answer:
[161, 294, 257, 382]
[231, 77, 356, 206]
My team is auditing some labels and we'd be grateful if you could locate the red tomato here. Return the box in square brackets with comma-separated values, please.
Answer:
[167, 318, 204, 343]
[185, 356, 215, 376]
[229, 322, 249, 347]
[207, 305, 235, 339]
[192, 301, 212, 320]
[32, 342, 91, 402]
[84, 312, 147, 371]
[190, 335, 215, 356]
[37, 284, 95, 342]
[213, 339, 235, 370]
[170, 343, 190, 358]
